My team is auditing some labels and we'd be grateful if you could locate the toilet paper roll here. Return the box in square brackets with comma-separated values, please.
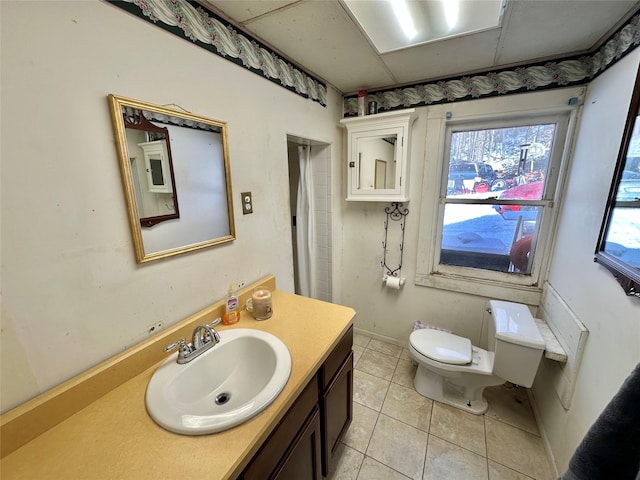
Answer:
[383, 276, 405, 290]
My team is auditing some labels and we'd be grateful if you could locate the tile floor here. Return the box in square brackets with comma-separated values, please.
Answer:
[326, 332, 555, 480]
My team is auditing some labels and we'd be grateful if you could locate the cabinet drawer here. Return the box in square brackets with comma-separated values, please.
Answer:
[319, 326, 353, 390]
[242, 378, 319, 480]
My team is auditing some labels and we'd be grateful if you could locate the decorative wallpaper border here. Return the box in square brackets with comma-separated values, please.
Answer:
[108, 0, 327, 106]
[344, 11, 640, 116]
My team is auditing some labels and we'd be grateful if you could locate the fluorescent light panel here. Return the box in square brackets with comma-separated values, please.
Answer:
[343, 0, 505, 54]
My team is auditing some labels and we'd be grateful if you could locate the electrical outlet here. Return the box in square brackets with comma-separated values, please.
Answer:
[234, 280, 245, 290]
[241, 192, 253, 215]
[147, 321, 164, 335]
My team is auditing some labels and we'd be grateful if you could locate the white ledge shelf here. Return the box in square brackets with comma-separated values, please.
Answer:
[535, 318, 568, 363]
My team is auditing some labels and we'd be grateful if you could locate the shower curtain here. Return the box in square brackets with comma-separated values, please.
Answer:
[296, 145, 316, 298]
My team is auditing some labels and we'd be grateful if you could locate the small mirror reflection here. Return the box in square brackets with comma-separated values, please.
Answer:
[355, 135, 397, 190]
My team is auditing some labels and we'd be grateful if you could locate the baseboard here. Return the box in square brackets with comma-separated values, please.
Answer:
[353, 327, 408, 348]
[527, 388, 560, 478]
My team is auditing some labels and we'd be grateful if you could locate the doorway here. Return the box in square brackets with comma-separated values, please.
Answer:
[287, 135, 332, 302]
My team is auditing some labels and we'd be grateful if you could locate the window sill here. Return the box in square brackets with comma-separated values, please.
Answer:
[415, 271, 543, 305]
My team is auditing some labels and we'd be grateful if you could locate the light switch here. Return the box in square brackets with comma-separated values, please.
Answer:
[241, 192, 253, 215]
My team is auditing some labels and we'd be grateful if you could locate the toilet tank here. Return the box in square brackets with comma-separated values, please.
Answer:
[488, 300, 545, 388]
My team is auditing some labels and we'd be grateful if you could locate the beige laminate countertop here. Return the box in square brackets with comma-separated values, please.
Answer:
[1, 288, 355, 480]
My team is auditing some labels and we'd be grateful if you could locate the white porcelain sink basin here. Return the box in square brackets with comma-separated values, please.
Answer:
[146, 328, 291, 435]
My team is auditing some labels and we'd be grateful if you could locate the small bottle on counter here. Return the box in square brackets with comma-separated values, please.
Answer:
[222, 283, 240, 325]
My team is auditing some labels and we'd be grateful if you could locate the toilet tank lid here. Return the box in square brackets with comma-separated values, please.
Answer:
[489, 300, 545, 349]
[409, 329, 472, 365]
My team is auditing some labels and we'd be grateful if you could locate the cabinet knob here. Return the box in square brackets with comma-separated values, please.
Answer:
[349, 161, 355, 168]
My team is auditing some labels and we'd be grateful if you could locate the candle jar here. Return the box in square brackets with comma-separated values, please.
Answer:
[245, 286, 273, 320]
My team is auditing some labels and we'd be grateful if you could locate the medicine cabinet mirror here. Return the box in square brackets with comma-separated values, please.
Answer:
[108, 94, 235, 263]
[340, 109, 416, 201]
[594, 65, 640, 297]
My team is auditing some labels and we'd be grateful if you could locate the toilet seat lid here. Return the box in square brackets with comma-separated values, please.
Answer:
[410, 329, 472, 365]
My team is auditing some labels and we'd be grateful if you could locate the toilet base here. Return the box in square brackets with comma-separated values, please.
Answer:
[414, 364, 502, 415]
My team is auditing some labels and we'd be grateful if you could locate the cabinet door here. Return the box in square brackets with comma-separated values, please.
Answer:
[321, 351, 354, 476]
[274, 408, 322, 480]
[242, 378, 318, 480]
[348, 127, 405, 200]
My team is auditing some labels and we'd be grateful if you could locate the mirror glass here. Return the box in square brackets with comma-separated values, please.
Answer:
[595, 66, 640, 296]
[354, 135, 397, 190]
[109, 94, 235, 263]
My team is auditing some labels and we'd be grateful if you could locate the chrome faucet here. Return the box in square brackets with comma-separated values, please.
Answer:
[165, 320, 221, 364]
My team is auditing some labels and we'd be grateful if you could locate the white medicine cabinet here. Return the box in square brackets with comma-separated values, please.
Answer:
[138, 140, 173, 194]
[340, 108, 416, 202]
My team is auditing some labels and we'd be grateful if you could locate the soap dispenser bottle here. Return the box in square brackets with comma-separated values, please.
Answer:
[222, 282, 241, 325]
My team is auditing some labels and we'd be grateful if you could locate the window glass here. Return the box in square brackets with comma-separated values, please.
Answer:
[446, 124, 555, 197]
[441, 204, 542, 273]
[603, 208, 640, 269]
[439, 122, 558, 276]
[617, 156, 640, 202]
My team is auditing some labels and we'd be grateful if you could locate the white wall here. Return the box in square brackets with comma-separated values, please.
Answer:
[532, 49, 640, 473]
[0, 1, 343, 412]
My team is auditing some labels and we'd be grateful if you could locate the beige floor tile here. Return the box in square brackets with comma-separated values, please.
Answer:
[353, 345, 365, 367]
[400, 347, 413, 362]
[381, 382, 433, 432]
[424, 435, 488, 480]
[488, 460, 535, 480]
[353, 369, 390, 411]
[366, 414, 429, 480]
[485, 384, 539, 435]
[392, 358, 417, 388]
[368, 338, 403, 358]
[327, 443, 365, 480]
[354, 332, 372, 348]
[357, 456, 412, 480]
[485, 417, 553, 480]
[342, 402, 379, 453]
[430, 402, 487, 456]
[356, 349, 399, 380]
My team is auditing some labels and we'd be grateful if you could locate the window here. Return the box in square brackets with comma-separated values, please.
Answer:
[441, 119, 562, 275]
[595, 65, 640, 297]
[416, 104, 576, 303]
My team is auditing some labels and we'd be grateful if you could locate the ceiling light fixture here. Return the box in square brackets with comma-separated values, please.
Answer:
[389, 0, 417, 40]
[343, 0, 504, 54]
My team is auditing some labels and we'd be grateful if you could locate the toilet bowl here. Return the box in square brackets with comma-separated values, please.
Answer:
[408, 300, 545, 415]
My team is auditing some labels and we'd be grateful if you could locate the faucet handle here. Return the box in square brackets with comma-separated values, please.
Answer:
[165, 338, 190, 357]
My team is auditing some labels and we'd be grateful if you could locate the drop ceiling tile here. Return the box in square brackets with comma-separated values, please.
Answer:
[242, 1, 396, 92]
[497, 0, 638, 65]
[201, 0, 297, 23]
[382, 28, 502, 84]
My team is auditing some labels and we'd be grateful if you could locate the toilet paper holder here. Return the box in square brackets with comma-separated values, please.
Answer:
[382, 274, 406, 289]
[381, 202, 408, 283]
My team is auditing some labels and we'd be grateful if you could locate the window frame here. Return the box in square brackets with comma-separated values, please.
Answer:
[594, 64, 640, 297]
[415, 95, 581, 305]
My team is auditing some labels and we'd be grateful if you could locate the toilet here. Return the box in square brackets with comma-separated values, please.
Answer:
[408, 300, 545, 415]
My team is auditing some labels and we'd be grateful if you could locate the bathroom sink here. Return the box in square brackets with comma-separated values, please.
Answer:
[146, 328, 292, 435]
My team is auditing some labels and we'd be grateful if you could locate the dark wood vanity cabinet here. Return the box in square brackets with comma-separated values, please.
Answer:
[241, 378, 320, 480]
[240, 326, 353, 480]
[318, 327, 354, 476]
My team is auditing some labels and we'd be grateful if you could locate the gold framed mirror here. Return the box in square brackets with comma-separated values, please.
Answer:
[108, 94, 235, 263]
